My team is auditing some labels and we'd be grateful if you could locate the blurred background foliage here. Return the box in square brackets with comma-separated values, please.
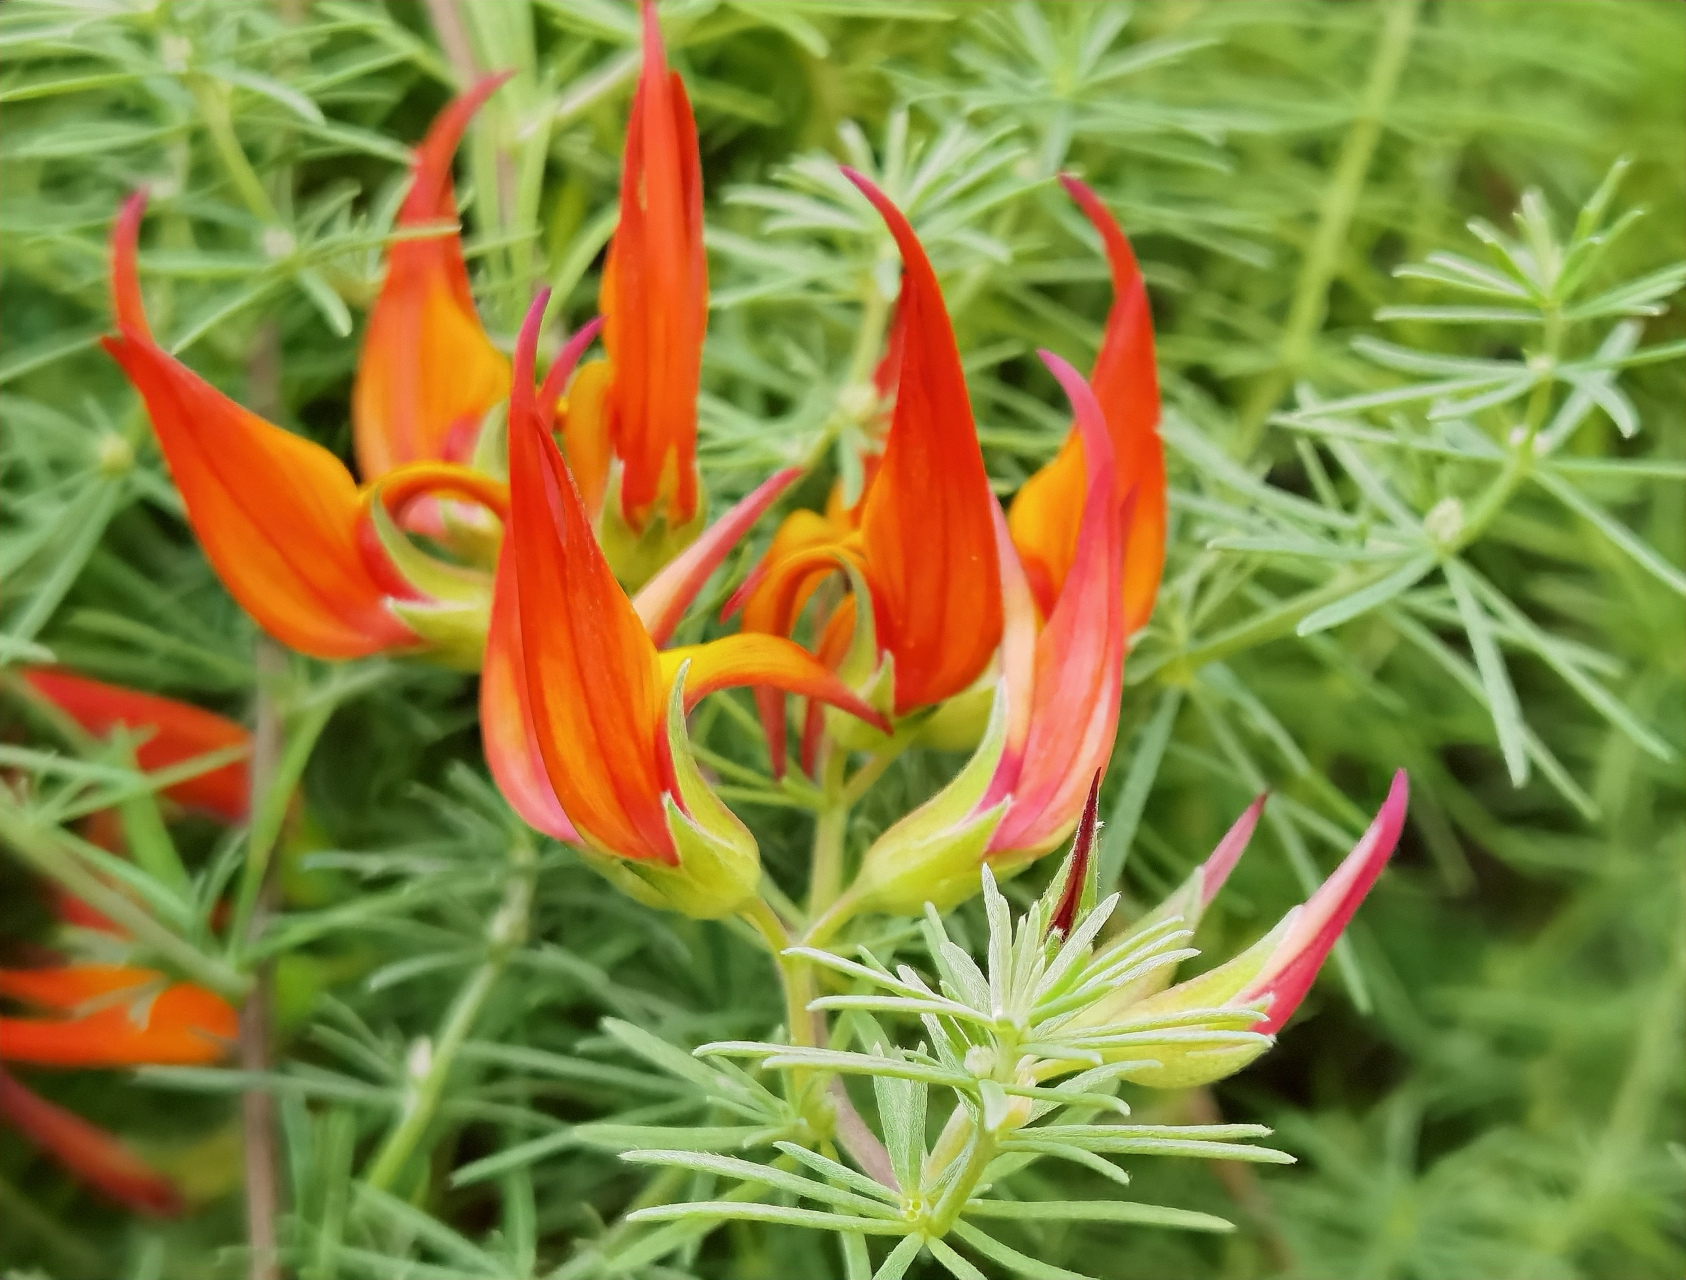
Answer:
[1, 1, 1682, 1277]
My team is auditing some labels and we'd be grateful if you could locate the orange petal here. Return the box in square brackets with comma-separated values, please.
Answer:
[1062, 176, 1165, 635]
[1010, 179, 1165, 635]
[352, 74, 513, 479]
[0, 1068, 183, 1215]
[0, 964, 154, 1011]
[21, 670, 249, 821]
[0, 971, 237, 1068]
[481, 544, 580, 844]
[508, 298, 677, 864]
[560, 358, 615, 520]
[659, 632, 890, 733]
[841, 169, 1002, 715]
[600, 0, 707, 531]
[105, 194, 415, 659]
[987, 353, 1125, 858]
[634, 468, 800, 647]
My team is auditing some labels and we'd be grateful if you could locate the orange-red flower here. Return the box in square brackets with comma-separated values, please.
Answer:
[20, 669, 249, 822]
[565, 0, 707, 542]
[103, 79, 514, 663]
[495, 296, 888, 914]
[0, 1067, 182, 1216]
[0, 964, 237, 1068]
[729, 171, 1002, 767]
[1008, 175, 1165, 636]
[845, 353, 1126, 914]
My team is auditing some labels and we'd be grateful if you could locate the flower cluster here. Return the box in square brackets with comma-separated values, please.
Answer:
[82, 0, 1407, 1178]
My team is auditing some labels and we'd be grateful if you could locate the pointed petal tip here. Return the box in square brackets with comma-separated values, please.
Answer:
[1198, 792, 1268, 907]
[1049, 768, 1104, 938]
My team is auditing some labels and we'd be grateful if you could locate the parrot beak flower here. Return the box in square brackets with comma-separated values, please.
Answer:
[0, 964, 238, 1068]
[1008, 175, 1165, 637]
[352, 72, 513, 481]
[840, 351, 1125, 918]
[495, 293, 888, 917]
[0, 1068, 183, 1216]
[563, 0, 708, 581]
[1062, 771, 1409, 1089]
[20, 669, 250, 822]
[104, 80, 517, 664]
[729, 169, 1002, 770]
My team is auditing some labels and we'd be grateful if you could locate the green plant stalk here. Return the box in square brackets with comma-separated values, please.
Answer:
[927, 1123, 998, 1238]
[188, 74, 281, 227]
[806, 749, 850, 919]
[363, 845, 535, 1193]
[0, 800, 247, 997]
[1236, 0, 1421, 451]
[741, 896, 816, 1052]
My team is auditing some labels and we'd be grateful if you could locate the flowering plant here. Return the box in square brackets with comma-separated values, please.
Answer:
[2, 2, 1679, 1278]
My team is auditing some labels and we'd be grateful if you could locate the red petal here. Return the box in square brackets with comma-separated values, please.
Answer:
[21, 670, 248, 821]
[508, 298, 676, 864]
[352, 74, 513, 478]
[481, 546, 580, 844]
[0, 1069, 183, 1216]
[1239, 771, 1408, 1033]
[841, 169, 1002, 715]
[601, 0, 706, 530]
[106, 195, 414, 659]
[659, 632, 890, 734]
[634, 467, 801, 647]
[987, 352, 1124, 857]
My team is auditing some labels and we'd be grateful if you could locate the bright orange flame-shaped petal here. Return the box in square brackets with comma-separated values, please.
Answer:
[843, 169, 1002, 714]
[1008, 176, 1164, 635]
[103, 193, 415, 659]
[353, 74, 513, 479]
[21, 669, 249, 822]
[0, 966, 237, 1068]
[0, 1068, 183, 1215]
[599, 0, 707, 531]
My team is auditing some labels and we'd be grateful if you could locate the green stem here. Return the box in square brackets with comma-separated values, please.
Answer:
[1236, 0, 1421, 452]
[928, 1124, 998, 1236]
[741, 896, 815, 1050]
[363, 842, 534, 1193]
[806, 749, 850, 920]
[0, 801, 247, 997]
[188, 74, 281, 226]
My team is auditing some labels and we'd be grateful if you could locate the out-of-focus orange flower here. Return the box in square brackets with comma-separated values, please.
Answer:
[1008, 175, 1164, 636]
[565, 0, 707, 544]
[20, 669, 249, 822]
[494, 297, 888, 913]
[0, 965, 237, 1068]
[729, 170, 1002, 767]
[104, 79, 514, 663]
[0, 1068, 182, 1216]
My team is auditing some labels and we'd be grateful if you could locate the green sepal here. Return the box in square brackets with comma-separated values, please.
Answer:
[613, 660, 761, 920]
[849, 682, 1012, 915]
[597, 467, 708, 592]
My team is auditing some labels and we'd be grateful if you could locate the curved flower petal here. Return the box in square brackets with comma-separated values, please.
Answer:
[103, 193, 415, 659]
[0, 1068, 183, 1216]
[658, 632, 891, 732]
[1237, 770, 1408, 1032]
[21, 670, 249, 822]
[841, 168, 1002, 714]
[986, 351, 1124, 858]
[507, 300, 676, 864]
[481, 546, 580, 844]
[0, 968, 237, 1068]
[1008, 176, 1164, 634]
[634, 467, 801, 646]
[600, 0, 706, 531]
[352, 73, 513, 479]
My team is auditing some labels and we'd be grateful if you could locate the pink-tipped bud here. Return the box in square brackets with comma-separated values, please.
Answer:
[1048, 769, 1104, 940]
